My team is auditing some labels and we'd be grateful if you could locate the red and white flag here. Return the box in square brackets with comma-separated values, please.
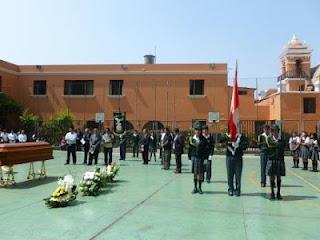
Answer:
[228, 61, 240, 141]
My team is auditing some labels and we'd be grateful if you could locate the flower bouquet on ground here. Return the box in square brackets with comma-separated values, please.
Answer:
[103, 163, 120, 182]
[79, 168, 103, 196]
[44, 175, 77, 208]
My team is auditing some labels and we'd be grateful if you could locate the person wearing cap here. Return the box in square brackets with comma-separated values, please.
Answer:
[173, 128, 184, 174]
[258, 124, 271, 187]
[189, 122, 208, 194]
[202, 125, 215, 183]
[266, 125, 286, 200]
[220, 130, 248, 197]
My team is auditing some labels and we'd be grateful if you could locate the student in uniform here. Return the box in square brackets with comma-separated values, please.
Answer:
[189, 122, 208, 194]
[300, 132, 311, 170]
[258, 124, 271, 187]
[266, 125, 286, 200]
[310, 133, 319, 172]
[202, 125, 215, 183]
[289, 132, 300, 168]
[220, 131, 248, 197]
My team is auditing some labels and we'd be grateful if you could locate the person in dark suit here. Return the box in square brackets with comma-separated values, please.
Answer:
[132, 130, 140, 158]
[82, 128, 91, 164]
[141, 129, 150, 164]
[162, 127, 173, 170]
[119, 134, 127, 160]
[173, 128, 184, 174]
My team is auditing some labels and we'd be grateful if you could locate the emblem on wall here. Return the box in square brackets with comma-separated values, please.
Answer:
[113, 112, 126, 135]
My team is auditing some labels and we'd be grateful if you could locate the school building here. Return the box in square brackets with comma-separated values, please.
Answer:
[0, 36, 320, 136]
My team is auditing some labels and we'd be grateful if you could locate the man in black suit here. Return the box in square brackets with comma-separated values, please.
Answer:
[82, 128, 91, 164]
[173, 128, 184, 173]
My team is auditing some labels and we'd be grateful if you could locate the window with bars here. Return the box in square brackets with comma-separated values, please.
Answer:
[189, 80, 204, 95]
[33, 80, 47, 95]
[109, 80, 124, 95]
[303, 97, 316, 113]
[64, 80, 93, 95]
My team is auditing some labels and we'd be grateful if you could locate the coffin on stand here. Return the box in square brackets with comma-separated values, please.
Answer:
[0, 142, 54, 186]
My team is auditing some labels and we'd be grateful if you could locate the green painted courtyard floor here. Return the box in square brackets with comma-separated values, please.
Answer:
[1, 151, 320, 240]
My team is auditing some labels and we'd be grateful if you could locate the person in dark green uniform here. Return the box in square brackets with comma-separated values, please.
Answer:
[266, 125, 286, 200]
[220, 132, 248, 196]
[132, 130, 140, 158]
[258, 124, 271, 187]
[189, 122, 208, 194]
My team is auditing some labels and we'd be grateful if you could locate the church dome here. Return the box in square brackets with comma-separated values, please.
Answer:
[288, 35, 303, 47]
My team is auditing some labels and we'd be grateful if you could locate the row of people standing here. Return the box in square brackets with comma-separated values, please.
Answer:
[0, 129, 27, 143]
[64, 127, 116, 166]
[289, 131, 319, 172]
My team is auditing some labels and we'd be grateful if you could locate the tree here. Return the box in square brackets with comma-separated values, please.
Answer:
[19, 110, 39, 140]
[0, 94, 23, 128]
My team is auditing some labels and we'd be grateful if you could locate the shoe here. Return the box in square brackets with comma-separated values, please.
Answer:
[192, 188, 198, 194]
[87, 164, 92, 166]
[276, 193, 282, 200]
[64, 162, 69, 165]
[198, 189, 203, 194]
[235, 191, 241, 197]
[73, 162, 76, 165]
[261, 183, 266, 188]
[206, 179, 210, 183]
[228, 190, 234, 196]
[270, 193, 275, 200]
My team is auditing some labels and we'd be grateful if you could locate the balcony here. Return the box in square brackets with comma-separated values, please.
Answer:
[277, 71, 309, 81]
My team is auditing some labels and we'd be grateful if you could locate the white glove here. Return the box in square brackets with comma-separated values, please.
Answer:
[208, 155, 212, 161]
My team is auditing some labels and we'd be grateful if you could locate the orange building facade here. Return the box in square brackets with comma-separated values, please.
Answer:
[1, 36, 320, 135]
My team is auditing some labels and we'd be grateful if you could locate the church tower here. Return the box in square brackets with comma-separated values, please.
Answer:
[278, 35, 312, 92]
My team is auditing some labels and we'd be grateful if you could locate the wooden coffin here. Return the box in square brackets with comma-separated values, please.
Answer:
[0, 142, 53, 166]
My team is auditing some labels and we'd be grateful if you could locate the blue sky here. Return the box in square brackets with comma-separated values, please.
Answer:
[1, 0, 320, 91]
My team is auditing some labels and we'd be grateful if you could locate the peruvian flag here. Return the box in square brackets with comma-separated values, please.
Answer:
[228, 61, 240, 141]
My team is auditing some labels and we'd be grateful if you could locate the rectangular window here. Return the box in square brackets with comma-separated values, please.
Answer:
[0, 76, 2, 92]
[64, 80, 93, 95]
[33, 80, 47, 95]
[189, 80, 204, 95]
[238, 90, 248, 95]
[109, 80, 124, 95]
[304, 97, 316, 113]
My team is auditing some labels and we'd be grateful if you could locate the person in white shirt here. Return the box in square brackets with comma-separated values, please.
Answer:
[18, 129, 27, 143]
[289, 132, 300, 168]
[8, 129, 17, 143]
[160, 128, 166, 164]
[1, 129, 9, 143]
[64, 127, 77, 165]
